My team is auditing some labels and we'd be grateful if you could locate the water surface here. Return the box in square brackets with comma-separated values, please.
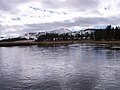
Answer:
[0, 44, 120, 90]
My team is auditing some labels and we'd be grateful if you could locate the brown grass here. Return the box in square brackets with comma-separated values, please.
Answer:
[0, 40, 120, 47]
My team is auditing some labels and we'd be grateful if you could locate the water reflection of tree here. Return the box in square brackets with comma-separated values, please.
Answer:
[105, 50, 120, 60]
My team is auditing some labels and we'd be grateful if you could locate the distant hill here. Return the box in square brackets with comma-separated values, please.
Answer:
[47, 28, 72, 34]
[23, 28, 73, 40]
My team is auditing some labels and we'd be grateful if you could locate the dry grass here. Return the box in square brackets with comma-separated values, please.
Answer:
[0, 40, 73, 47]
[0, 40, 120, 47]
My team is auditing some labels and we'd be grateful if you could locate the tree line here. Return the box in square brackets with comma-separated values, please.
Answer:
[36, 32, 93, 41]
[36, 25, 120, 41]
[94, 25, 120, 41]
[1, 25, 120, 42]
[0, 37, 27, 42]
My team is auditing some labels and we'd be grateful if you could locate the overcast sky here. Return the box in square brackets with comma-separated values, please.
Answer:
[0, 0, 120, 37]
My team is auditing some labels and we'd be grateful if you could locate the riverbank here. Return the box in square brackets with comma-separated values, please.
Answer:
[77, 40, 120, 44]
[0, 40, 120, 47]
[0, 40, 73, 47]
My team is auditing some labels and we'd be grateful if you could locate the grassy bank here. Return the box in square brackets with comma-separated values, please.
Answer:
[0, 40, 120, 47]
[77, 40, 120, 44]
[0, 40, 73, 47]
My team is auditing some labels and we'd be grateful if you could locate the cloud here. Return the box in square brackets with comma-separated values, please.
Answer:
[0, 0, 99, 12]
[1, 14, 120, 37]
[9, 15, 117, 34]
[39, 0, 99, 11]
[26, 15, 120, 30]
[11, 17, 21, 21]
[0, 0, 120, 37]
[0, 0, 28, 12]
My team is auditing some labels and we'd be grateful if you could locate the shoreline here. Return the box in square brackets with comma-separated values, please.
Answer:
[0, 40, 120, 47]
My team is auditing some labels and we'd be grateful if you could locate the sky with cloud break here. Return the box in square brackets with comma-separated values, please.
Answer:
[0, 0, 120, 37]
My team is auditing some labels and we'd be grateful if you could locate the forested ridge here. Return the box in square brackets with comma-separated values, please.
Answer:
[36, 25, 120, 41]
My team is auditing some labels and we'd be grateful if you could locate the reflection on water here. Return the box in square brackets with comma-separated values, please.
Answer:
[0, 44, 120, 90]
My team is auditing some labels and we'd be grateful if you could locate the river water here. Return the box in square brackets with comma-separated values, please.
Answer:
[0, 44, 120, 90]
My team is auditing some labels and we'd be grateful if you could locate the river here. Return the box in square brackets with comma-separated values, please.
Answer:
[0, 44, 120, 90]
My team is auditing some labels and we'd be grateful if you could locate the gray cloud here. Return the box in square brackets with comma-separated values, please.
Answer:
[0, 0, 28, 12]
[18, 16, 120, 33]
[1, 15, 120, 35]
[28, 16, 119, 27]
[67, 0, 99, 11]
[117, 2, 120, 9]
[0, 0, 99, 12]
[40, 0, 99, 11]
[0, 0, 120, 37]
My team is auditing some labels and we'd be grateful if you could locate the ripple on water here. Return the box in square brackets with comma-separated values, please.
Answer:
[0, 44, 120, 90]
